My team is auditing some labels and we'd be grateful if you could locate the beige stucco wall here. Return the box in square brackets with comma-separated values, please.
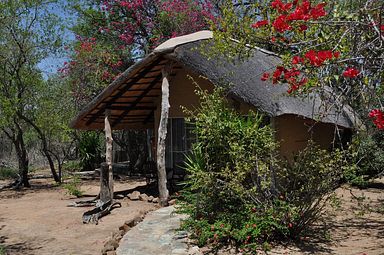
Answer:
[154, 68, 214, 136]
[274, 114, 337, 159]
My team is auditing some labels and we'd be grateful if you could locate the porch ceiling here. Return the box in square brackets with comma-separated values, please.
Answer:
[71, 55, 180, 130]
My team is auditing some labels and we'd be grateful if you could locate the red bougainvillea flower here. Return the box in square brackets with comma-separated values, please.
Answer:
[252, 20, 269, 28]
[292, 55, 304, 65]
[272, 15, 292, 32]
[272, 66, 287, 83]
[381, 25, 384, 31]
[287, 77, 308, 94]
[369, 109, 384, 129]
[304, 50, 336, 66]
[271, 0, 293, 13]
[261, 72, 270, 81]
[284, 68, 300, 80]
[298, 24, 308, 31]
[343, 67, 360, 78]
[333, 52, 341, 58]
[310, 3, 327, 19]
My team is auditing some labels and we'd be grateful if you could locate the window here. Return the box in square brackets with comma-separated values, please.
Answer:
[165, 118, 196, 174]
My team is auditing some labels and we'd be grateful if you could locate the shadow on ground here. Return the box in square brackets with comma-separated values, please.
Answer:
[0, 235, 40, 255]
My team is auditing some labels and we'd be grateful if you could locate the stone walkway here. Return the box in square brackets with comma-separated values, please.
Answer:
[116, 206, 189, 255]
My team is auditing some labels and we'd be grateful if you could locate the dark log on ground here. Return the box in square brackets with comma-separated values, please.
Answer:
[82, 200, 121, 224]
[70, 171, 97, 180]
[29, 174, 53, 179]
[67, 195, 100, 207]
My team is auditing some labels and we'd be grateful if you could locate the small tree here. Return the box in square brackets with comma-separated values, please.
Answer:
[0, 0, 65, 186]
[210, 0, 383, 128]
[179, 87, 347, 251]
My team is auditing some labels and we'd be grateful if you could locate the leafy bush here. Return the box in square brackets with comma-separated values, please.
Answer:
[79, 131, 103, 172]
[0, 166, 18, 180]
[178, 88, 346, 252]
[0, 245, 5, 255]
[344, 133, 384, 187]
[63, 176, 83, 197]
[62, 160, 82, 173]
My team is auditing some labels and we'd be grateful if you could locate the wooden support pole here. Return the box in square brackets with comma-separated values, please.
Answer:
[157, 64, 171, 206]
[100, 110, 114, 204]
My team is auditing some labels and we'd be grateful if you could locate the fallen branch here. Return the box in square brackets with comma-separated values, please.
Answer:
[67, 194, 100, 207]
[82, 200, 122, 224]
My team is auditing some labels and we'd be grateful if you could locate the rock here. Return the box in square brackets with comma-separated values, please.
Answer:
[112, 230, 124, 239]
[169, 199, 177, 205]
[119, 223, 130, 232]
[147, 195, 154, 202]
[104, 239, 119, 249]
[106, 251, 116, 255]
[139, 193, 149, 202]
[101, 244, 114, 255]
[152, 197, 159, 203]
[124, 215, 142, 228]
[199, 247, 211, 254]
[188, 246, 202, 255]
[128, 191, 140, 200]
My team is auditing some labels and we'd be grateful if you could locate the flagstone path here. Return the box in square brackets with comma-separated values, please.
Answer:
[116, 206, 189, 255]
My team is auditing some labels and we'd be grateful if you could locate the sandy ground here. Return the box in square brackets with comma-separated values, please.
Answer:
[1, 175, 384, 255]
[0, 177, 157, 255]
[269, 181, 384, 255]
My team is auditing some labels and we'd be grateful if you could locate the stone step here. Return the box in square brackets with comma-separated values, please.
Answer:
[116, 206, 188, 255]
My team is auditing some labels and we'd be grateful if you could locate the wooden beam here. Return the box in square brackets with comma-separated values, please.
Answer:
[106, 106, 155, 111]
[143, 109, 155, 124]
[111, 74, 163, 127]
[157, 64, 172, 207]
[104, 101, 154, 105]
[85, 58, 164, 126]
[117, 95, 159, 99]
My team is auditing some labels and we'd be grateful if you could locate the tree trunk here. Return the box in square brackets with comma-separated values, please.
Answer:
[100, 163, 112, 203]
[100, 111, 113, 204]
[157, 65, 171, 206]
[44, 150, 60, 183]
[16, 146, 30, 188]
[14, 127, 30, 188]
[18, 114, 60, 183]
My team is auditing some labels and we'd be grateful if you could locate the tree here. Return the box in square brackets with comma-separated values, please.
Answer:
[23, 76, 77, 182]
[210, 0, 383, 130]
[0, 0, 64, 187]
[65, 0, 217, 108]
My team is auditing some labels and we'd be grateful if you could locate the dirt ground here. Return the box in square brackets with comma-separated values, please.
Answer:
[0, 176, 157, 255]
[1, 176, 384, 255]
[269, 180, 384, 255]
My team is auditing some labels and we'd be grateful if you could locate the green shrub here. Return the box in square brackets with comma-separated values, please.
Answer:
[178, 88, 346, 252]
[79, 131, 103, 172]
[0, 245, 5, 255]
[0, 166, 18, 180]
[62, 160, 82, 173]
[63, 176, 83, 197]
[344, 133, 384, 187]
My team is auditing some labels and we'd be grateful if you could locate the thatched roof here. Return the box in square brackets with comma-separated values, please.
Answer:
[71, 31, 356, 130]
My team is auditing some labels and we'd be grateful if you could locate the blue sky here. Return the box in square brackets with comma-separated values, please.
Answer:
[37, 2, 76, 77]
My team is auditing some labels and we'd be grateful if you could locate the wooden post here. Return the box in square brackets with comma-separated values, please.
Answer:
[157, 64, 171, 206]
[100, 110, 114, 204]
